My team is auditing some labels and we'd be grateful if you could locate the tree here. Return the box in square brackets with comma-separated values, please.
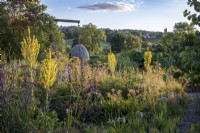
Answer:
[110, 32, 142, 53]
[159, 20, 198, 68]
[79, 23, 106, 55]
[123, 33, 142, 51]
[159, 30, 185, 68]
[110, 32, 126, 53]
[173, 22, 195, 33]
[182, 0, 200, 85]
[104, 28, 114, 42]
[184, 0, 200, 26]
[0, 0, 65, 59]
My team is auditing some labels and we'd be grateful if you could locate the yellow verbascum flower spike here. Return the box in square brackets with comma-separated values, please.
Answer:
[108, 51, 117, 74]
[40, 49, 57, 90]
[21, 26, 40, 100]
[144, 47, 152, 71]
[21, 26, 40, 67]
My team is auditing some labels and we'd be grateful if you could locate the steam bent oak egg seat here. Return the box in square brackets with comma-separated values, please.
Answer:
[69, 44, 90, 60]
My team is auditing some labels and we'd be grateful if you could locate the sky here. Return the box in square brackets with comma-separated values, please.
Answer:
[41, 0, 192, 32]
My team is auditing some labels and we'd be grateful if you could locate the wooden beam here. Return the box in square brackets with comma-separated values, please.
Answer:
[54, 19, 80, 24]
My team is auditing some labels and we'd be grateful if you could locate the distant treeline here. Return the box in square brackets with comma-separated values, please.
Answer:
[59, 26, 163, 43]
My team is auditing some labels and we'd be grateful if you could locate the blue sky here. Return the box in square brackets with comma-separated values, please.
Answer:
[41, 0, 191, 32]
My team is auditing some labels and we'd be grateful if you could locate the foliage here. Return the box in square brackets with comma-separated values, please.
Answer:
[60, 26, 78, 40]
[181, 0, 200, 85]
[0, 0, 65, 59]
[184, 0, 200, 26]
[0, 51, 190, 132]
[180, 35, 200, 85]
[1, 0, 197, 132]
[79, 23, 106, 55]
[158, 21, 200, 85]
[110, 32, 126, 53]
[190, 124, 200, 132]
[108, 51, 117, 74]
[116, 53, 138, 70]
[123, 33, 142, 51]
[173, 22, 195, 33]
[110, 32, 142, 53]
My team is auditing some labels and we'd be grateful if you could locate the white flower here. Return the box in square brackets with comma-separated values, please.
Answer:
[122, 117, 126, 123]
[93, 91, 98, 95]
[117, 117, 126, 123]
[107, 120, 115, 125]
[136, 111, 143, 118]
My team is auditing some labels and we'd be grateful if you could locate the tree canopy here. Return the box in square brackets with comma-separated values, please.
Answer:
[0, 0, 65, 59]
[110, 32, 142, 53]
[184, 0, 200, 26]
[183, 0, 200, 85]
[110, 32, 126, 53]
[79, 23, 106, 55]
[173, 22, 195, 33]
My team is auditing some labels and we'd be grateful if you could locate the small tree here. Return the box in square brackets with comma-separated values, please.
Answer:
[110, 32, 126, 53]
[123, 33, 142, 51]
[79, 23, 106, 55]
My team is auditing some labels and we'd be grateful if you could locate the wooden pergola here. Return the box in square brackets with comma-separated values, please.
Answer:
[54, 19, 80, 26]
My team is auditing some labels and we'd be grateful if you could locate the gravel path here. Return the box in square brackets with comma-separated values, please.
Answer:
[179, 93, 200, 133]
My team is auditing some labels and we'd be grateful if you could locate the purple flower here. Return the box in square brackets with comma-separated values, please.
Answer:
[30, 82, 39, 87]
[0, 69, 8, 84]
[87, 84, 95, 92]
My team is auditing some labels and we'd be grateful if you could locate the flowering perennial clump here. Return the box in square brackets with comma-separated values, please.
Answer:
[108, 51, 117, 74]
[21, 27, 40, 100]
[40, 49, 57, 90]
[144, 47, 152, 71]
[21, 27, 40, 67]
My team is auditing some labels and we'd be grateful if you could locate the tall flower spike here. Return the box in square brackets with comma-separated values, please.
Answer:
[21, 26, 40, 66]
[40, 49, 57, 90]
[144, 47, 152, 71]
[108, 51, 117, 74]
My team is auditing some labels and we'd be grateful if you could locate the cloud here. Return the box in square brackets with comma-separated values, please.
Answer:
[77, 1, 142, 12]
